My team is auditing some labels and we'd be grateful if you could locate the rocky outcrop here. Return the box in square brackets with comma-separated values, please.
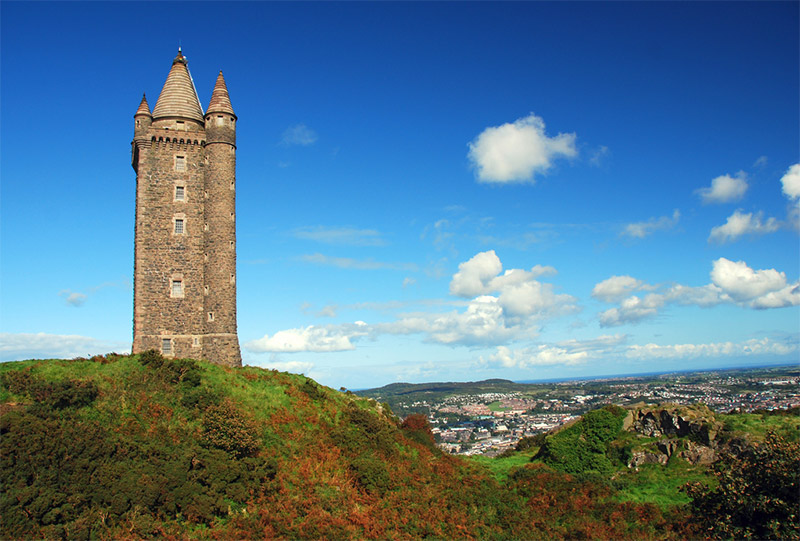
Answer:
[625, 404, 729, 469]
[629, 404, 722, 446]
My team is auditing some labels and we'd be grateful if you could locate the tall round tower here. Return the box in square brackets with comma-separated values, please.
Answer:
[202, 71, 241, 364]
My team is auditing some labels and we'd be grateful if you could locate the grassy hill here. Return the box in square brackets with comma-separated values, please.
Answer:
[1, 353, 797, 540]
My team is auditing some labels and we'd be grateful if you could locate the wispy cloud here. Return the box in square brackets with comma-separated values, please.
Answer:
[292, 226, 386, 246]
[300, 253, 418, 272]
[0, 332, 129, 361]
[280, 123, 318, 146]
[58, 280, 128, 307]
[467, 113, 577, 183]
[621, 209, 680, 239]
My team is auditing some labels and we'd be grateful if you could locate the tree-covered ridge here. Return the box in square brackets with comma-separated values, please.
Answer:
[1, 354, 797, 540]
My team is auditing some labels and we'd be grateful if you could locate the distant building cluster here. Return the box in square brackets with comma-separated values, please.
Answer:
[393, 371, 800, 457]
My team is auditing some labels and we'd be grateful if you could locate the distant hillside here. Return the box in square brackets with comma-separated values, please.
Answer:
[1, 353, 797, 539]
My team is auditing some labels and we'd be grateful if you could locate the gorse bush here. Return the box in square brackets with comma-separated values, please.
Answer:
[201, 399, 261, 458]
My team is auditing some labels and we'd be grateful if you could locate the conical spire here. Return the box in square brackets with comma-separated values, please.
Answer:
[135, 93, 152, 117]
[206, 71, 236, 117]
[152, 50, 204, 122]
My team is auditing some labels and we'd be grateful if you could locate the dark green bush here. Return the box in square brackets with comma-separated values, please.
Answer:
[201, 399, 261, 458]
[685, 432, 800, 540]
[350, 455, 391, 495]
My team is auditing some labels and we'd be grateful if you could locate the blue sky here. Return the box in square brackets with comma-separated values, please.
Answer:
[1, 2, 798, 389]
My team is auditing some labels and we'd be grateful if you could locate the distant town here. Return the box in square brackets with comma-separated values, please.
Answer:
[357, 365, 800, 457]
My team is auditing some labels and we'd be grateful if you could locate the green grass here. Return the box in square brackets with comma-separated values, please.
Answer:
[611, 459, 714, 508]
[720, 412, 800, 442]
[469, 450, 538, 482]
[487, 400, 511, 412]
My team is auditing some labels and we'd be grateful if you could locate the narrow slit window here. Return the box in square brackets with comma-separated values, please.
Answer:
[175, 186, 185, 201]
[216, 115, 224, 126]
[176, 120, 185, 131]
[208, 312, 214, 322]
[230, 274, 235, 284]
[162, 338, 172, 355]
[175, 156, 186, 171]
[192, 337, 200, 347]
[174, 218, 184, 234]
[204, 285, 209, 296]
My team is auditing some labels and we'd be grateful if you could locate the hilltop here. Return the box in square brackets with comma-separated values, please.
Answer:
[1, 353, 798, 539]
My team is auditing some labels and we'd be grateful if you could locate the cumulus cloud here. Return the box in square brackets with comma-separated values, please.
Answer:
[449, 251, 575, 322]
[625, 337, 797, 360]
[280, 123, 318, 146]
[696, 172, 748, 204]
[245, 323, 369, 353]
[255, 251, 575, 351]
[622, 209, 680, 239]
[596, 258, 799, 326]
[467, 113, 577, 183]
[708, 210, 780, 243]
[781, 164, 800, 201]
[0, 332, 129, 362]
[598, 294, 665, 326]
[710, 257, 794, 305]
[292, 226, 386, 246]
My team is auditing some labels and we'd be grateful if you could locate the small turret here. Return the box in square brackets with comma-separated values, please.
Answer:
[205, 71, 236, 146]
[134, 93, 152, 137]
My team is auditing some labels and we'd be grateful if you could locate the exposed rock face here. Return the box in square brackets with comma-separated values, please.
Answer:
[626, 404, 727, 468]
[630, 404, 722, 446]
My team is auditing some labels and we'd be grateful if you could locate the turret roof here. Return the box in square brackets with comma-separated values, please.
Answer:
[152, 50, 204, 122]
[206, 71, 236, 117]
[135, 93, 152, 117]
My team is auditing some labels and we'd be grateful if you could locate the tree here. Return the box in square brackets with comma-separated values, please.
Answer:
[685, 432, 800, 540]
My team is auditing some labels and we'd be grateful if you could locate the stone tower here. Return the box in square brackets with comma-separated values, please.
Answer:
[131, 50, 241, 366]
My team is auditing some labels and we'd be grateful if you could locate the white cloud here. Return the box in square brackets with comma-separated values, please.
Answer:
[481, 335, 626, 369]
[592, 275, 646, 302]
[450, 251, 504, 297]
[622, 209, 680, 239]
[596, 258, 798, 326]
[753, 156, 768, 167]
[625, 338, 797, 360]
[301, 253, 418, 271]
[780, 163, 800, 201]
[599, 294, 665, 326]
[708, 210, 780, 243]
[248, 359, 315, 374]
[292, 226, 386, 246]
[696, 172, 748, 204]
[449, 250, 576, 320]
[710, 257, 792, 304]
[280, 123, 318, 146]
[0, 332, 129, 362]
[467, 113, 577, 183]
[245, 323, 369, 353]
[484, 344, 588, 368]
[402, 277, 416, 288]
